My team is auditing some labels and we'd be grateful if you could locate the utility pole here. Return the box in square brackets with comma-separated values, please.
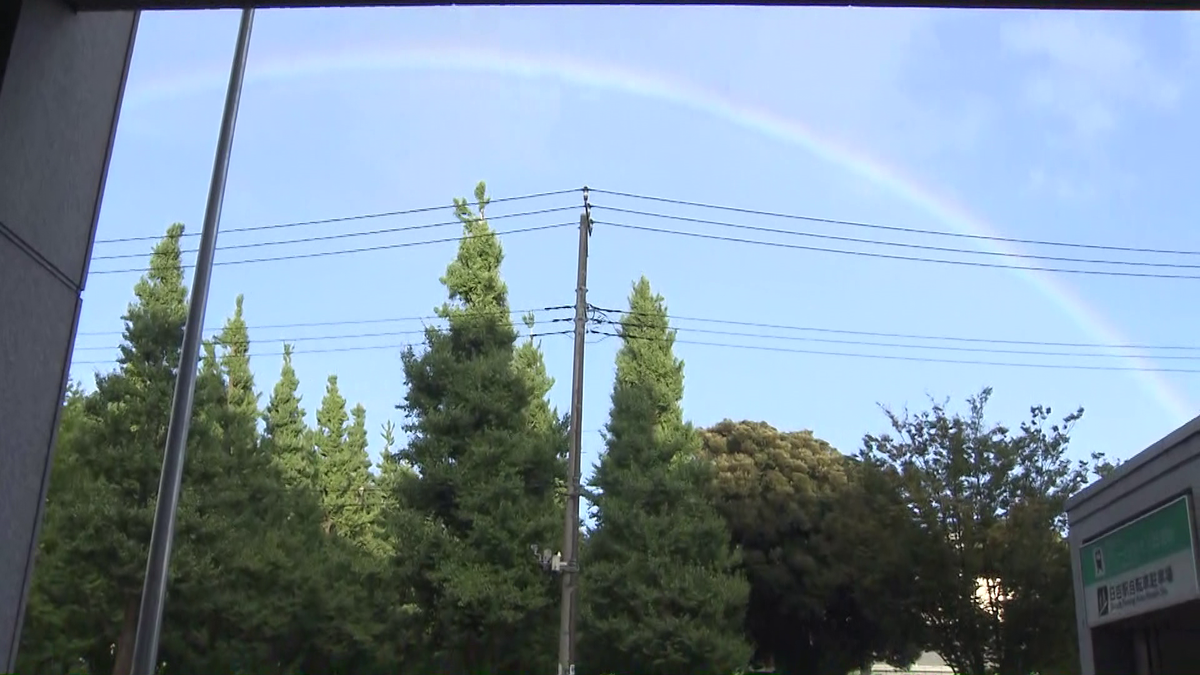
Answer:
[129, 9, 255, 675]
[557, 187, 592, 675]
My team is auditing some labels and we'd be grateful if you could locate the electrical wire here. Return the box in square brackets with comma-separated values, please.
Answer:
[588, 318, 1200, 361]
[86, 187, 1198, 279]
[595, 221, 1200, 280]
[589, 188, 1200, 257]
[89, 222, 576, 276]
[588, 329, 1200, 374]
[92, 206, 580, 261]
[94, 188, 583, 244]
[75, 329, 427, 352]
[74, 308, 1200, 372]
[76, 304, 1200, 359]
[587, 305, 1200, 352]
[69, 329, 576, 367]
[75, 317, 576, 352]
[77, 305, 574, 337]
[592, 205, 1200, 270]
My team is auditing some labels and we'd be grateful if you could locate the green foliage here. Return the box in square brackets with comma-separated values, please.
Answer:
[703, 420, 925, 675]
[581, 277, 752, 675]
[395, 181, 566, 674]
[263, 343, 318, 491]
[320, 396, 376, 542]
[860, 388, 1100, 675]
[16, 186, 1100, 675]
[515, 311, 560, 436]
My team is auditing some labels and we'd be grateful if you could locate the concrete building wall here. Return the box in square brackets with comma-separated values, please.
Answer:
[0, 0, 136, 667]
[1066, 415, 1200, 675]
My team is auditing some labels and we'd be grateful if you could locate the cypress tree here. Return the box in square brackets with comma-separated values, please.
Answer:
[86, 223, 192, 674]
[514, 311, 560, 435]
[397, 181, 565, 674]
[218, 294, 259, 455]
[377, 420, 410, 501]
[581, 276, 752, 675]
[263, 343, 318, 490]
[321, 400, 380, 550]
[316, 375, 349, 533]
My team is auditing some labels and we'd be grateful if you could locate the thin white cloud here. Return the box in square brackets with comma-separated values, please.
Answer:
[1185, 12, 1200, 66]
[1001, 14, 1181, 140]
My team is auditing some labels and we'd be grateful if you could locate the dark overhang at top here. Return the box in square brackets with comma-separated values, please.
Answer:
[65, 0, 1200, 12]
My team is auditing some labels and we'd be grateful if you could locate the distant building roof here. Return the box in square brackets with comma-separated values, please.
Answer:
[869, 651, 953, 674]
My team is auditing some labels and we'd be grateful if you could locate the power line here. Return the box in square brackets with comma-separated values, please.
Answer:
[75, 328, 427, 352]
[592, 205, 1200, 270]
[94, 188, 582, 244]
[589, 188, 1200, 257]
[588, 305, 1200, 352]
[69, 329, 576, 367]
[75, 317, 576, 352]
[74, 311, 1200, 371]
[89, 222, 576, 276]
[596, 221, 1200, 281]
[589, 317, 1200, 361]
[77, 305, 574, 337]
[92, 206, 579, 261]
[589, 330, 1200, 374]
[78, 304, 1200, 355]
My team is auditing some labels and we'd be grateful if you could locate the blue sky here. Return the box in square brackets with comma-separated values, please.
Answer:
[73, 6, 1200, 483]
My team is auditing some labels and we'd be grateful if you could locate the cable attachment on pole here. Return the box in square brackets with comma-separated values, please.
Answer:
[582, 186, 593, 235]
[533, 545, 576, 574]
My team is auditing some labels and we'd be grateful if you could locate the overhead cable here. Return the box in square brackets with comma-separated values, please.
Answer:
[70, 329, 576, 367]
[589, 188, 1200, 256]
[92, 206, 579, 261]
[94, 188, 582, 244]
[589, 330, 1200, 374]
[588, 305, 1200, 351]
[77, 305, 574, 337]
[90, 222, 575, 276]
[595, 221, 1200, 280]
[592, 205, 1200, 270]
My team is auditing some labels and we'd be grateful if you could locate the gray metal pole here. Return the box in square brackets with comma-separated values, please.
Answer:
[129, 9, 254, 675]
[558, 189, 591, 675]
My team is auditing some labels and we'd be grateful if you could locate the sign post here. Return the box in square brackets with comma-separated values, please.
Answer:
[1081, 495, 1200, 627]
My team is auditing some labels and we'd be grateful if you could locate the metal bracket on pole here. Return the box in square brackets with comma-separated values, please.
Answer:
[128, 9, 255, 675]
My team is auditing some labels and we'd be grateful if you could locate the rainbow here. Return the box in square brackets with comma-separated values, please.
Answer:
[122, 40, 1195, 423]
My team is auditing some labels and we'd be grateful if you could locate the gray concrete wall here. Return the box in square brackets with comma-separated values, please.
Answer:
[0, 0, 136, 668]
[1067, 415, 1200, 675]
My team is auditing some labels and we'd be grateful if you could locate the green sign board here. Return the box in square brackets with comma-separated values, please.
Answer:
[1081, 495, 1200, 627]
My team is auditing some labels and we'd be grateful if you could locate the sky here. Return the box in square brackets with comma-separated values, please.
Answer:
[72, 6, 1200, 488]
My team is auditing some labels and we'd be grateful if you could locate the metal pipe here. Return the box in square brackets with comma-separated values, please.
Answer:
[129, 9, 255, 674]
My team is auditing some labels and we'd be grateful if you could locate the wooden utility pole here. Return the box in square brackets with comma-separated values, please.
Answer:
[557, 187, 592, 675]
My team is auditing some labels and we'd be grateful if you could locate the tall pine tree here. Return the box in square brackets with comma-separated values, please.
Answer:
[217, 294, 259, 455]
[263, 343, 318, 490]
[580, 276, 752, 675]
[322, 400, 383, 551]
[377, 420, 411, 505]
[397, 182, 565, 674]
[79, 223, 192, 675]
[514, 311, 560, 435]
[316, 375, 349, 534]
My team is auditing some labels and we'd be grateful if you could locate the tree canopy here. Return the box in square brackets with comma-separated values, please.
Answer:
[16, 185, 1102, 675]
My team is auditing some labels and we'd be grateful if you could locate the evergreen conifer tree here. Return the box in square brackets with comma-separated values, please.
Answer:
[581, 277, 752, 675]
[263, 343, 318, 490]
[396, 182, 565, 674]
[316, 375, 349, 533]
